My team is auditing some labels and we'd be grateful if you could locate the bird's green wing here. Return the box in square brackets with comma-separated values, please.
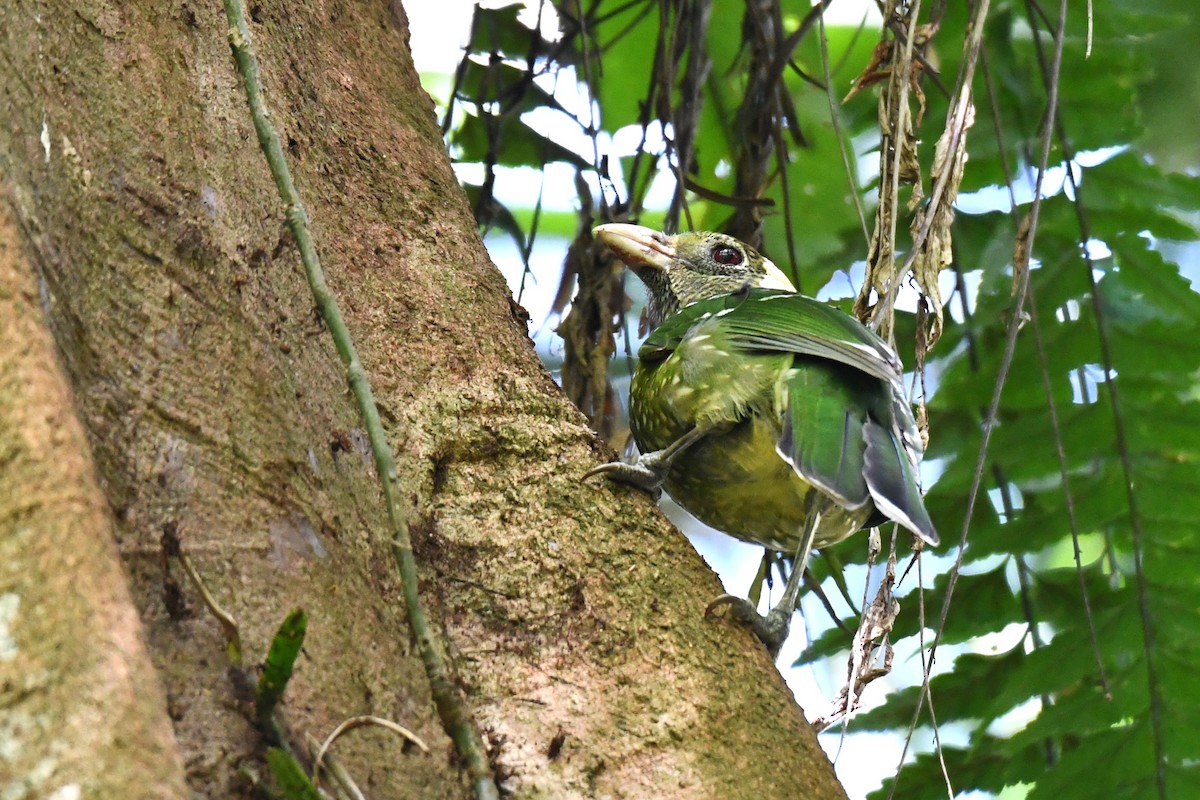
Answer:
[782, 360, 939, 543]
[712, 290, 903, 386]
[782, 359, 940, 543]
[639, 288, 874, 360]
[863, 417, 939, 544]
[778, 359, 871, 510]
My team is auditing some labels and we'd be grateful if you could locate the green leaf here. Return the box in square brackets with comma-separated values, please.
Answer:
[590, 0, 660, 132]
[455, 111, 589, 170]
[266, 747, 321, 800]
[256, 609, 307, 722]
[455, 59, 562, 117]
[467, 3, 551, 62]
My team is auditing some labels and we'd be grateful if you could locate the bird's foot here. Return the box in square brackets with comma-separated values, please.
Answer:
[582, 451, 671, 498]
[705, 594, 794, 658]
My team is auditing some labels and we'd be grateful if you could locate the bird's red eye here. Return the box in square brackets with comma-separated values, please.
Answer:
[711, 245, 743, 266]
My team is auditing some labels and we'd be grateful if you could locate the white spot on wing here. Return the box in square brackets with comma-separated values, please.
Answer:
[847, 341, 885, 358]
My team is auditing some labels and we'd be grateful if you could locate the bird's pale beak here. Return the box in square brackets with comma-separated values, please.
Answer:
[593, 223, 676, 271]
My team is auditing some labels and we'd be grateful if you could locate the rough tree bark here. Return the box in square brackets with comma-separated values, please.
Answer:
[0, 2, 847, 798]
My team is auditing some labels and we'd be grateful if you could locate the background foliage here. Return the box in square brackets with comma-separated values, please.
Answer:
[429, 0, 1200, 797]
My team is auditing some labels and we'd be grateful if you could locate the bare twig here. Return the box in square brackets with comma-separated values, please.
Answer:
[889, 0, 1069, 793]
[817, 5, 871, 247]
[1024, 0, 1164, 787]
[312, 715, 431, 793]
[175, 547, 243, 665]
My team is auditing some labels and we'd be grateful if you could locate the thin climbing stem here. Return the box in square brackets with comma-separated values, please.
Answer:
[221, 5, 499, 798]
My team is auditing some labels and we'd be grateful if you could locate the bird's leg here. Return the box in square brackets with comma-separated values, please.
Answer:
[745, 549, 779, 610]
[583, 422, 719, 496]
[707, 491, 825, 657]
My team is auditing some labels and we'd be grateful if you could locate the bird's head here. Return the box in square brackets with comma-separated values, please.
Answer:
[594, 223, 796, 328]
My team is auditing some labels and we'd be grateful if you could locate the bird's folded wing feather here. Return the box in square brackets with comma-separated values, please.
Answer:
[641, 289, 938, 545]
[862, 418, 939, 544]
[714, 291, 903, 387]
[777, 360, 871, 510]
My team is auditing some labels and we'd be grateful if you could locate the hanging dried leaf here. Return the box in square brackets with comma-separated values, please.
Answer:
[855, 1, 934, 339]
[910, 89, 975, 350]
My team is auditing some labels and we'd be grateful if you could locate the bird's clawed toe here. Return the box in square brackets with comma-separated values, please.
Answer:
[706, 594, 793, 657]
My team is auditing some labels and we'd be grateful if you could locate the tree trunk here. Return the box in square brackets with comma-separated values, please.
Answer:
[0, 2, 846, 798]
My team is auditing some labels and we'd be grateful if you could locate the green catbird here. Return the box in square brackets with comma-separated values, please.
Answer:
[588, 223, 938, 653]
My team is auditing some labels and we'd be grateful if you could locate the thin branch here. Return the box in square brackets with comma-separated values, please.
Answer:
[817, 5, 870, 247]
[1025, 286, 1111, 696]
[313, 714, 431, 792]
[765, 0, 838, 100]
[981, 35, 1111, 698]
[1024, 0, 1165, 785]
[890, 0, 1069, 790]
[220, 6, 499, 798]
[865, 0, 922, 344]
[1014, 554, 1060, 767]
[997, 463, 1061, 767]
[1070, 175, 1165, 798]
[895, 0, 991, 351]
[914, 542, 955, 800]
[771, 123, 802, 291]
[175, 546, 243, 665]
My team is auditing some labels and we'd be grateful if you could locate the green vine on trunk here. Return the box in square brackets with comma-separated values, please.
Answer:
[220, 5, 500, 798]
